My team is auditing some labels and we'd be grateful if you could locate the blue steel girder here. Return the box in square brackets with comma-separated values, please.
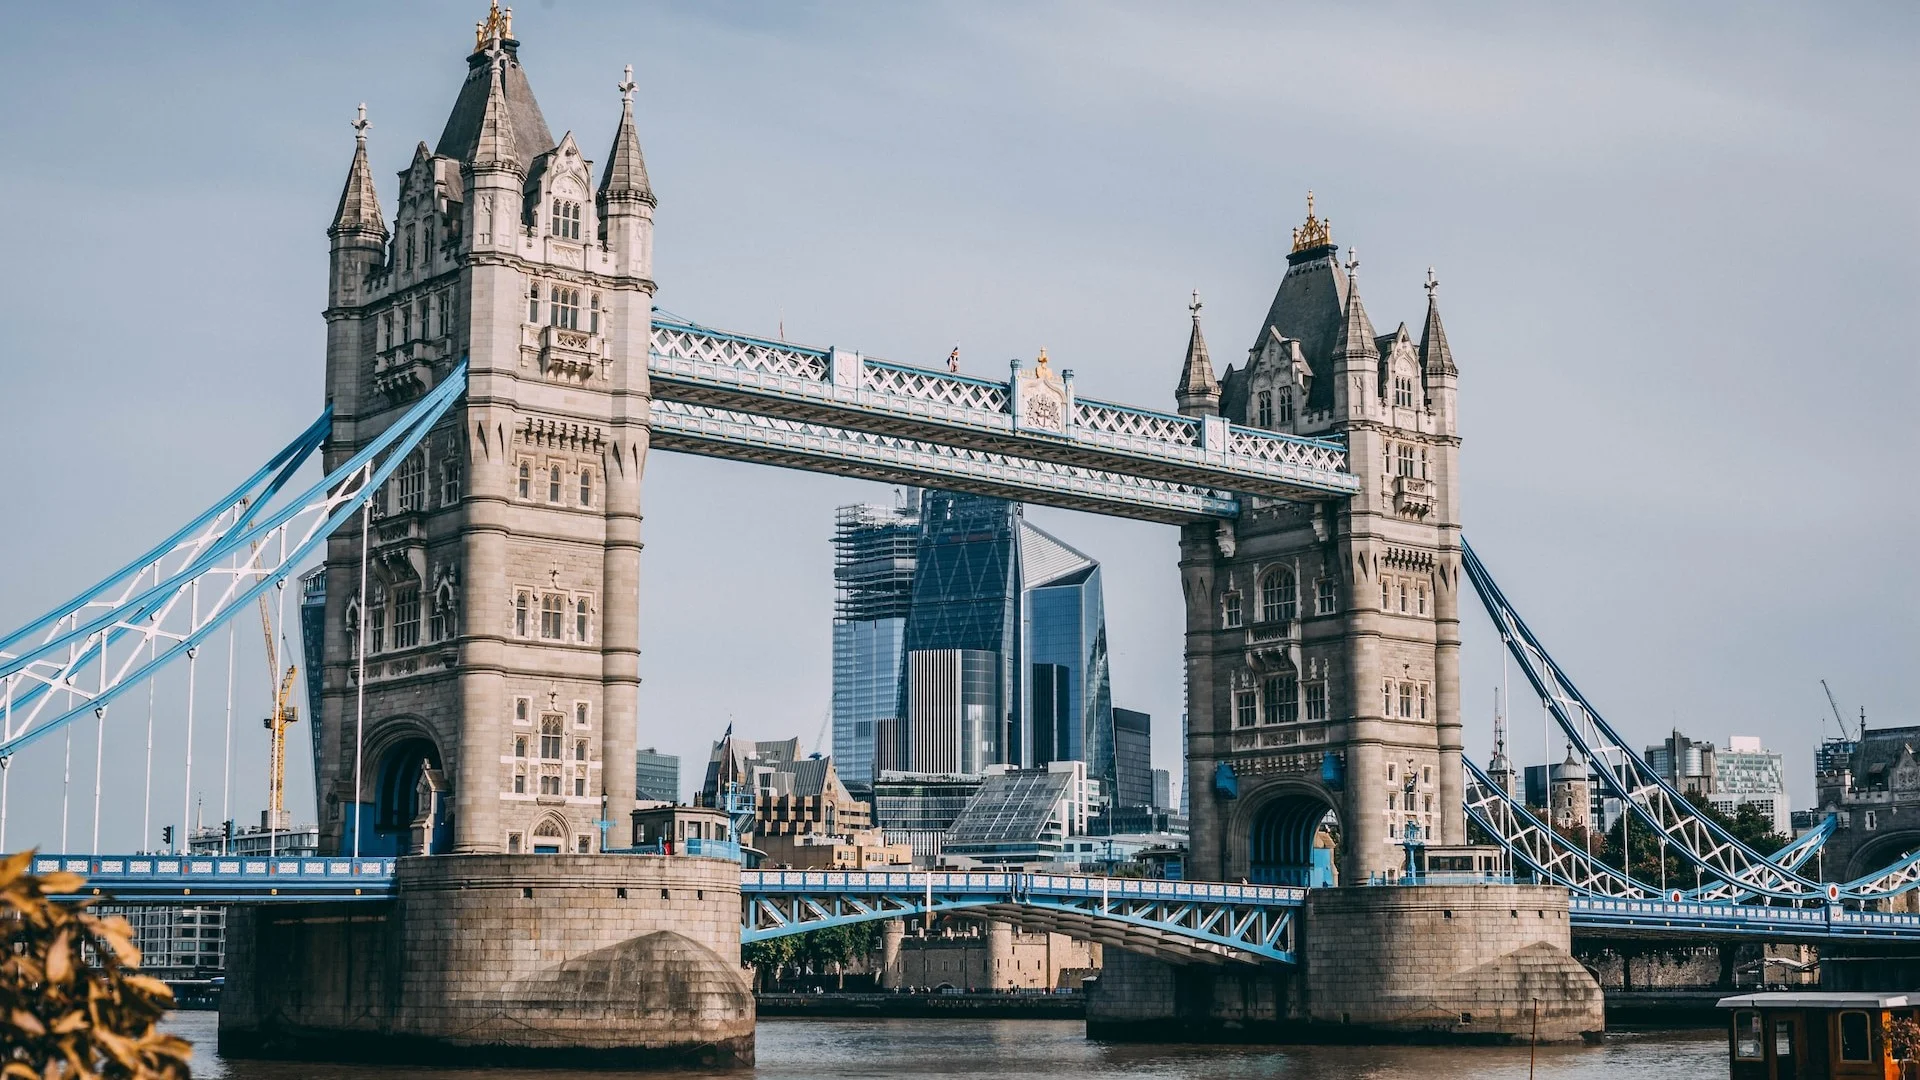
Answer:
[649, 399, 1240, 524]
[35, 854, 395, 904]
[739, 870, 1300, 964]
[1462, 539, 1920, 904]
[648, 319, 1359, 504]
[0, 365, 469, 759]
[1569, 896, 1920, 944]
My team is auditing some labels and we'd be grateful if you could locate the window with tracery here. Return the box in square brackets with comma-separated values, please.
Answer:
[1260, 568, 1296, 623]
[540, 594, 564, 639]
[551, 199, 581, 240]
[1256, 390, 1273, 428]
[549, 286, 581, 329]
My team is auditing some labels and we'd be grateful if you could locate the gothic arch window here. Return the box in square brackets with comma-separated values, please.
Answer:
[547, 464, 562, 503]
[1222, 590, 1242, 629]
[527, 281, 541, 323]
[1260, 568, 1296, 623]
[574, 596, 591, 643]
[1394, 375, 1415, 409]
[513, 591, 531, 637]
[589, 293, 601, 335]
[549, 286, 581, 330]
[1277, 389, 1294, 425]
[1256, 390, 1274, 428]
[391, 582, 421, 649]
[550, 198, 581, 240]
[439, 455, 462, 506]
[404, 225, 416, 272]
[395, 451, 426, 512]
[1263, 672, 1298, 724]
[540, 717, 563, 760]
[345, 594, 362, 655]
[368, 584, 387, 653]
[578, 468, 593, 507]
[517, 461, 531, 499]
[430, 580, 457, 641]
[532, 814, 566, 852]
[540, 594, 564, 639]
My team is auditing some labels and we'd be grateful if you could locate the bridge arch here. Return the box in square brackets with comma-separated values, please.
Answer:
[1845, 830, 1920, 885]
[357, 717, 448, 856]
[1225, 778, 1340, 887]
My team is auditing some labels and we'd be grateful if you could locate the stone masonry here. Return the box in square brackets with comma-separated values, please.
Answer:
[317, 5, 651, 857]
[219, 855, 754, 1067]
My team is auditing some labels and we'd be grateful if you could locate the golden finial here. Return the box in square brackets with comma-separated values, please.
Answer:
[475, 1, 512, 51]
[1036, 347, 1051, 372]
[1290, 189, 1333, 253]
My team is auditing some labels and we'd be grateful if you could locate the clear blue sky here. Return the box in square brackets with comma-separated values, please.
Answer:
[0, 2, 1913, 849]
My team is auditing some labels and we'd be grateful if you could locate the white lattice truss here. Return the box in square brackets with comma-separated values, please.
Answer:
[1466, 758, 1834, 905]
[1463, 539, 1920, 904]
[649, 400, 1240, 523]
[0, 366, 468, 760]
[648, 318, 1359, 501]
[740, 871, 1299, 964]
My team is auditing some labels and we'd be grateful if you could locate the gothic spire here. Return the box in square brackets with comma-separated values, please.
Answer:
[470, 57, 521, 173]
[1175, 291, 1220, 416]
[330, 104, 387, 240]
[599, 65, 655, 206]
[1419, 267, 1457, 376]
[1331, 248, 1378, 363]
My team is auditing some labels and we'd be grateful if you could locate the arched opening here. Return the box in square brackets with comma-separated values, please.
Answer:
[532, 814, 567, 855]
[1249, 793, 1339, 887]
[364, 737, 448, 856]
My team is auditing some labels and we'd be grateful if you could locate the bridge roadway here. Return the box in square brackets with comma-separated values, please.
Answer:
[38, 855, 1920, 955]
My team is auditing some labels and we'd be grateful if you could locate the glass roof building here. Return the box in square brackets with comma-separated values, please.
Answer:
[942, 761, 1094, 865]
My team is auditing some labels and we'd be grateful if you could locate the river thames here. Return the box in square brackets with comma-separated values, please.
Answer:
[168, 1011, 1724, 1078]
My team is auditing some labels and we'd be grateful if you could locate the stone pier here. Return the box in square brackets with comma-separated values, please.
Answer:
[219, 855, 754, 1068]
[1086, 884, 1603, 1045]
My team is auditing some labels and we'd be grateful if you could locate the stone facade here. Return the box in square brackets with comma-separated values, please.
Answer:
[316, 12, 654, 856]
[1178, 208, 1463, 886]
[878, 919, 1099, 991]
[219, 855, 753, 1067]
[1086, 884, 1603, 1044]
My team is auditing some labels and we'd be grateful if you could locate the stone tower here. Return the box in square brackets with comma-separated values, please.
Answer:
[1179, 196, 1463, 886]
[316, 7, 655, 856]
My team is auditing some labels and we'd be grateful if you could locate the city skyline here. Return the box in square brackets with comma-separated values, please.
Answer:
[0, 2, 1913, 849]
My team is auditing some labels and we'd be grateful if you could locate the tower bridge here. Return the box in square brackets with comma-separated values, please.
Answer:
[4, 4, 1917, 1065]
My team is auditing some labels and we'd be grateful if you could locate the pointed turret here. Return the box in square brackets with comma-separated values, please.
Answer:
[1419, 267, 1460, 437]
[1175, 291, 1220, 417]
[470, 58, 521, 173]
[330, 104, 387, 241]
[1331, 250, 1379, 365]
[598, 65, 656, 280]
[599, 65, 654, 206]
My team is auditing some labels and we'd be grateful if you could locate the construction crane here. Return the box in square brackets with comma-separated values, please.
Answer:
[1822, 679, 1853, 741]
[809, 704, 831, 759]
[252, 553, 298, 833]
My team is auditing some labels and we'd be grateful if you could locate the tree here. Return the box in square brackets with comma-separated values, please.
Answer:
[741, 921, 883, 989]
[0, 850, 193, 1078]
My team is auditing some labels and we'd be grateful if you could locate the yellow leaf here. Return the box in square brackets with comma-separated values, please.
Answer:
[44, 930, 70, 984]
[9, 1009, 45, 1036]
[0, 849, 33, 889]
[50, 1009, 87, 1034]
[120, 975, 173, 1003]
[36, 873, 83, 895]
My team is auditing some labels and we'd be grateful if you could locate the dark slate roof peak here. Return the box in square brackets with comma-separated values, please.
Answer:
[436, 41, 554, 167]
[1174, 291, 1219, 405]
[1419, 272, 1458, 376]
[600, 67, 654, 204]
[330, 107, 386, 239]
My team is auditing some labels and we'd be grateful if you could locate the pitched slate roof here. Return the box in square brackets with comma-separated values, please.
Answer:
[436, 44, 554, 166]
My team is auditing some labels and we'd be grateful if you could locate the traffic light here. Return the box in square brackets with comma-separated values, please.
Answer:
[161, 825, 173, 850]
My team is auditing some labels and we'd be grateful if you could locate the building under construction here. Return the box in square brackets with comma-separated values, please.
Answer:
[831, 496, 921, 794]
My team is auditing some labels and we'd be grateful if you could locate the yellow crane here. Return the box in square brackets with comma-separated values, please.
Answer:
[254, 560, 297, 829]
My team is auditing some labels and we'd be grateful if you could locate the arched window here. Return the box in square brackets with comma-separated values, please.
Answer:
[391, 583, 420, 649]
[517, 461, 531, 499]
[1277, 389, 1293, 425]
[540, 717, 563, 760]
[548, 465, 561, 503]
[368, 584, 386, 652]
[549, 286, 581, 329]
[513, 591, 530, 637]
[532, 815, 565, 852]
[574, 597, 591, 642]
[1256, 390, 1274, 428]
[550, 198, 581, 240]
[1260, 568, 1296, 623]
[430, 580, 456, 641]
[528, 281, 541, 323]
[579, 468, 592, 507]
[540, 594, 564, 639]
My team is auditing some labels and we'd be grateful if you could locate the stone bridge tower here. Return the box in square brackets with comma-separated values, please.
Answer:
[316, 9, 655, 855]
[1177, 199, 1463, 886]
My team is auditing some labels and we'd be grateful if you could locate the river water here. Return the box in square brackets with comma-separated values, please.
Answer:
[167, 1011, 1724, 1078]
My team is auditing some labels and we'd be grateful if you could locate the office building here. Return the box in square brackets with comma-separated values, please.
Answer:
[1111, 708, 1153, 811]
[831, 499, 920, 793]
[1645, 730, 1716, 797]
[699, 733, 873, 844]
[188, 822, 320, 858]
[636, 746, 680, 804]
[942, 761, 1096, 867]
[95, 906, 226, 977]
[1022, 527, 1114, 795]
[1709, 734, 1790, 837]
[872, 771, 984, 866]
[1152, 768, 1172, 811]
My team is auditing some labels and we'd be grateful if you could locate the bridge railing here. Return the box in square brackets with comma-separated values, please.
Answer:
[35, 854, 394, 888]
[739, 869, 1306, 906]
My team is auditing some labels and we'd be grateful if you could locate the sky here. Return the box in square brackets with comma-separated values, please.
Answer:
[0, 1, 1913, 851]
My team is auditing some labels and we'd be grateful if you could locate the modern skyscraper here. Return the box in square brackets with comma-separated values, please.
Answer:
[831, 498, 920, 793]
[1023, 526, 1114, 796]
[635, 747, 680, 805]
[900, 492, 1020, 771]
[1111, 707, 1154, 812]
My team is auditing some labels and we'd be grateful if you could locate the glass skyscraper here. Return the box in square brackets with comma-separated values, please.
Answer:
[831, 499, 921, 794]
[1022, 526, 1115, 802]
